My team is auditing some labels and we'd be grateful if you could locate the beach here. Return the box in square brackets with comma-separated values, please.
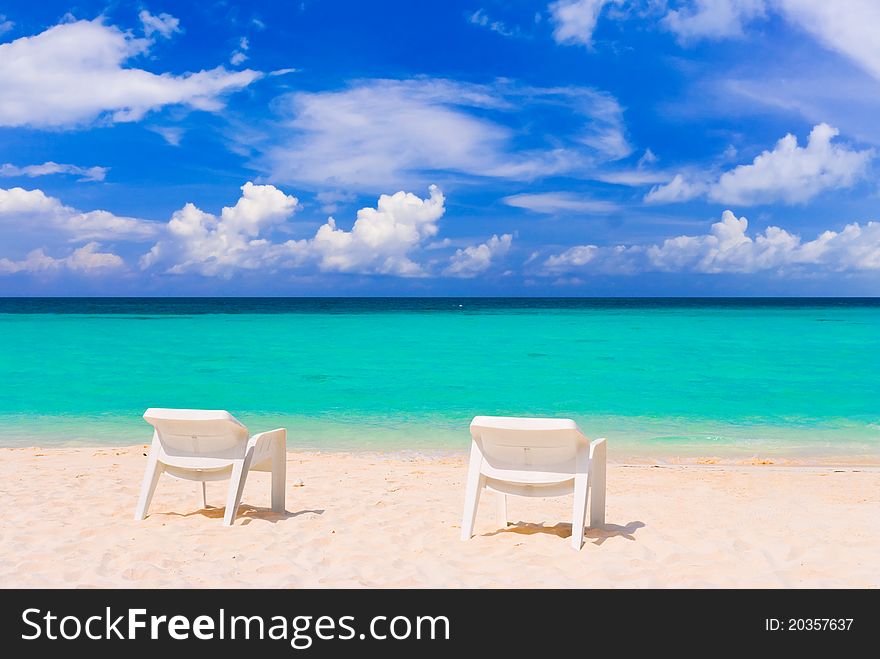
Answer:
[1, 446, 877, 588]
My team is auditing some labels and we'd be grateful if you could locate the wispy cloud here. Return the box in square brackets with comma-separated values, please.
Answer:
[0, 14, 13, 35]
[661, 0, 766, 43]
[549, 0, 620, 47]
[503, 192, 618, 214]
[260, 78, 631, 190]
[468, 9, 521, 38]
[0, 161, 108, 182]
[138, 9, 182, 39]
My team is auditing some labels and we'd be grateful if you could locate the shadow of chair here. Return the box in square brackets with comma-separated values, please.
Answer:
[159, 504, 325, 525]
[483, 520, 645, 545]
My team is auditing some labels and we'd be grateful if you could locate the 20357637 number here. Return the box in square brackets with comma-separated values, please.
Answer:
[765, 618, 854, 631]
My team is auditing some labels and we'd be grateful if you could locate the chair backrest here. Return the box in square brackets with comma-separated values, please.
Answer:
[470, 416, 586, 473]
[143, 408, 249, 460]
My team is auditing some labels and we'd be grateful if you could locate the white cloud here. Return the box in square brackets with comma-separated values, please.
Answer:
[268, 67, 300, 77]
[0, 19, 260, 128]
[549, 0, 619, 46]
[503, 192, 619, 214]
[444, 233, 513, 277]
[263, 79, 631, 190]
[0, 186, 158, 242]
[645, 173, 706, 203]
[777, 0, 880, 81]
[663, 0, 880, 81]
[638, 149, 658, 166]
[0, 14, 13, 35]
[542, 209, 880, 275]
[0, 161, 108, 182]
[0, 242, 123, 274]
[264, 79, 506, 189]
[573, 88, 632, 159]
[142, 183, 448, 278]
[544, 244, 599, 269]
[138, 10, 181, 39]
[150, 126, 185, 146]
[646, 124, 872, 205]
[140, 182, 300, 276]
[307, 186, 446, 276]
[710, 123, 871, 204]
[0, 182, 455, 280]
[231, 36, 249, 66]
[662, 0, 766, 42]
[468, 9, 519, 38]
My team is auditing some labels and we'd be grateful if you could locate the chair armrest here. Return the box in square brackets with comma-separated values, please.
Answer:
[589, 437, 607, 464]
[247, 428, 287, 468]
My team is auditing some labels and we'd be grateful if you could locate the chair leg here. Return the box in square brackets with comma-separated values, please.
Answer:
[134, 446, 163, 521]
[571, 443, 591, 550]
[223, 460, 249, 526]
[589, 439, 607, 529]
[572, 471, 589, 550]
[460, 442, 485, 540]
[270, 436, 286, 513]
[200, 481, 207, 509]
[496, 493, 508, 528]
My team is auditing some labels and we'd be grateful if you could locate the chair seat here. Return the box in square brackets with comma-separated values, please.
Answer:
[484, 478, 575, 498]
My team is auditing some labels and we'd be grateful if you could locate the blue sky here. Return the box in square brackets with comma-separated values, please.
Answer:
[1, 0, 879, 295]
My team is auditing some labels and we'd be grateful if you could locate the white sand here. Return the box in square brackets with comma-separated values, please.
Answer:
[0, 446, 878, 588]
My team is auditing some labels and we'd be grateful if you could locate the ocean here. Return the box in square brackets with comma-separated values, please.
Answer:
[1, 298, 878, 459]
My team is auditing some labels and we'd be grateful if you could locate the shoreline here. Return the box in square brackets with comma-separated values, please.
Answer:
[1, 446, 878, 588]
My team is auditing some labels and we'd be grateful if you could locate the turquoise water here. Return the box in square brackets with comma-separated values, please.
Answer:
[1, 298, 878, 459]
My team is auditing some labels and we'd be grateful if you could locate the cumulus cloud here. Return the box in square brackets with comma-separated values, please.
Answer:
[549, 0, 619, 46]
[0, 242, 123, 274]
[138, 10, 181, 39]
[662, 0, 766, 43]
[0, 161, 108, 182]
[307, 186, 446, 276]
[0, 14, 13, 35]
[710, 123, 871, 204]
[0, 184, 151, 279]
[0, 186, 158, 243]
[444, 233, 513, 277]
[141, 184, 449, 278]
[0, 19, 260, 128]
[646, 124, 872, 205]
[140, 182, 300, 276]
[503, 192, 618, 214]
[542, 209, 880, 275]
[263, 78, 631, 190]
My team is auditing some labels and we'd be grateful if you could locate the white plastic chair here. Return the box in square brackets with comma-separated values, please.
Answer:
[134, 409, 287, 526]
[461, 416, 606, 550]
